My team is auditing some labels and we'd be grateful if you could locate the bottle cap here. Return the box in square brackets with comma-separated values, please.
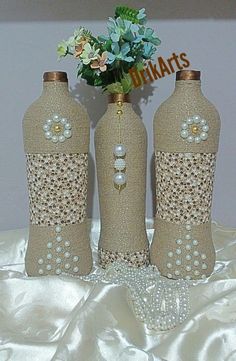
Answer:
[108, 93, 130, 103]
[176, 70, 200, 81]
[43, 71, 68, 82]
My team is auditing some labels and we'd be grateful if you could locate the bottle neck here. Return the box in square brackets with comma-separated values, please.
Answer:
[174, 80, 203, 96]
[41, 81, 69, 97]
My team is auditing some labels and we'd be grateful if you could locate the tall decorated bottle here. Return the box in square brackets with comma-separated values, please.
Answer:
[23, 71, 92, 276]
[150, 70, 220, 280]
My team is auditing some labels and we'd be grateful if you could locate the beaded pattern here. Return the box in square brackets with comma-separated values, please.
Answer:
[155, 152, 216, 225]
[26, 153, 88, 226]
[37, 225, 80, 275]
[99, 248, 150, 268]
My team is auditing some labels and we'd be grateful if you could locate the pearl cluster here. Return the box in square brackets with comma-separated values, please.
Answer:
[43, 114, 72, 143]
[166, 223, 208, 280]
[180, 115, 209, 143]
[82, 261, 190, 331]
[37, 225, 80, 275]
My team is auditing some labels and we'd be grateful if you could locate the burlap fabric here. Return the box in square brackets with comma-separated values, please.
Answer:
[95, 101, 149, 266]
[151, 80, 221, 280]
[23, 80, 92, 276]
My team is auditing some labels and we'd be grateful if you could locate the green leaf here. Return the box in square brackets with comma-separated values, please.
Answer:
[106, 82, 123, 93]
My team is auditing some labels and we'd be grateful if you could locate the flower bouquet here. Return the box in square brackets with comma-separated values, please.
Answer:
[57, 6, 161, 93]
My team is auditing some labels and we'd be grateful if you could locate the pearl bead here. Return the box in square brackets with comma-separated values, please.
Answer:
[176, 259, 181, 266]
[46, 264, 52, 271]
[64, 252, 70, 258]
[201, 254, 206, 260]
[200, 132, 208, 140]
[186, 255, 191, 261]
[59, 135, 65, 143]
[56, 258, 61, 264]
[194, 270, 200, 276]
[47, 253, 52, 260]
[167, 263, 172, 269]
[185, 244, 191, 251]
[55, 226, 62, 233]
[65, 263, 71, 270]
[56, 236, 62, 242]
[200, 119, 206, 126]
[73, 256, 79, 262]
[186, 266, 191, 272]
[186, 224, 191, 231]
[185, 275, 191, 280]
[193, 115, 201, 123]
[181, 123, 188, 130]
[38, 258, 44, 265]
[194, 260, 199, 266]
[202, 125, 209, 132]
[114, 158, 126, 171]
[47, 242, 52, 249]
[185, 234, 191, 240]
[56, 246, 62, 253]
[53, 114, 60, 122]
[187, 118, 193, 125]
[45, 131, 52, 139]
[176, 239, 182, 245]
[192, 240, 198, 246]
[52, 135, 58, 143]
[193, 251, 199, 257]
[38, 269, 44, 275]
[114, 144, 126, 157]
[65, 123, 72, 130]
[64, 130, 72, 138]
[60, 118, 67, 124]
[43, 124, 50, 131]
[56, 268, 61, 275]
[187, 135, 194, 143]
[113, 172, 126, 186]
[46, 119, 53, 125]
[174, 270, 180, 276]
[167, 273, 172, 278]
[64, 241, 70, 247]
[73, 267, 79, 273]
[202, 263, 207, 269]
[176, 248, 181, 255]
[201, 274, 206, 279]
[181, 130, 188, 139]
[195, 136, 201, 143]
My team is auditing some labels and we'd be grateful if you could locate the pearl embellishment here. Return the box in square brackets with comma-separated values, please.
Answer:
[43, 114, 72, 143]
[180, 115, 209, 143]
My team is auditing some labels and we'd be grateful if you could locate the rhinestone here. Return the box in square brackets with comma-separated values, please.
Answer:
[176, 239, 182, 245]
[202, 263, 207, 270]
[56, 258, 61, 264]
[56, 268, 61, 275]
[168, 251, 173, 257]
[47, 242, 52, 249]
[192, 240, 198, 246]
[201, 254, 207, 260]
[64, 241, 70, 247]
[46, 264, 52, 271]
[38, 258, 44, 265]
[73, 267, 79, 273]
[73, 256, 79, 262]
[65, 263, 71, 270]
[167, 263, 172, 269]
[64, 252, 70, 258]
[193, 251, 199, 257]
[47, 253, 52, 260]
[38, 269, 44, 275]
[56, 246, 62, 253]
[176, 248, 182, 255]
[55, 226, 62, 233]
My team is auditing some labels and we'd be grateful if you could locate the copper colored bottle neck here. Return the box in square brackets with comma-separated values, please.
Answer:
[108, 93, 130, 103]
[43, 71, 68, 82]
[176, 70, 200, 81]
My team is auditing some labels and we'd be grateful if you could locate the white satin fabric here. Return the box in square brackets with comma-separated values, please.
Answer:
[0, 220, 236, 361]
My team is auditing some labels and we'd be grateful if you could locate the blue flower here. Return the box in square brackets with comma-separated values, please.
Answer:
[144, 28, 161, 46]
[143, 43, 156, 59]
[107, 42, 134, 64]
[137, 8, 147, 24]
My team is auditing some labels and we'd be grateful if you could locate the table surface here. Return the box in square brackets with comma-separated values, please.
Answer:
[0, 220, 236, 361]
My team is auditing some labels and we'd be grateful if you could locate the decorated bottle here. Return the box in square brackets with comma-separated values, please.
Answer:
[23, 71, 92, 276]
[95, 93, 149, 268]
[150, 70, 220, 280]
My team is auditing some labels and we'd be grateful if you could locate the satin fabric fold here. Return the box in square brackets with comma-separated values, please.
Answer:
[0, 220, 236, 361]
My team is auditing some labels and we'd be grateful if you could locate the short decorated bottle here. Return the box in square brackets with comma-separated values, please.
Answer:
[150, 70, 221, 280]
[23, 71, 92, 276]
[95, 93, 149, 268]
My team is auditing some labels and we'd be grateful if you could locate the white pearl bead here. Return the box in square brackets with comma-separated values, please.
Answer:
[167, 263, 172, 269]
[56, 258, 61, 264]
[46, 264, 52, 271]
[114, 158, 126, 171]
[193, 251, 199, 257]
[113, 172, 126, 186]
[73, 256, 79, 262]
[176, 239, 182, 245]
[52, 135, 58, 143]
[186, 224, 191, 231]
[181, 123, 188, 130]
[64, 241, 70, 247]
[38, 258, 44, 265]
[55, 226, 62, 233]
[185, 234, 191, 240]
[38, 269, 44, 275]
[187, 118, 193, 125]
[200, 119, 206, 126]
[73, 267, 79, 273]
[53, 114, 60, 122]
[64, 252, 70, 258]
[201, 254, 207, 260]
[202, 125, 209, 132]
[65, 123, 72, 130]
[201, 274, 206, 279]
[192, 239, 198, 246]
[194, 136, 201, 143]
[202, 263, 207, 269]
[47, 253, 52, 260]
[64, 130, 72, 138]
[114, 144, 126, 157]
[65, 263, 71, 270]
[43, 124, 50, 131]
[59, 135, 65, 143]
[187, 135, 194, 143]
[167, 273, 172, 278]
[56, 268, 61, 275]
[47, 242, 52, 249]
[194, 260, 199, 266]
[60, 118, 67, 124]
[176, 259, 181, 266]
[194, 270, 200, 276]
[186, 265, 191, 272]
[200, 132, 208, 140]
[45, 131, 52, 139]
[185, 275, 191, 280]
[181, 130, 188, 139]
[174, 270, 180, 276]
[56, 235, 62, 242]
[176, 248, 181, 255]
[46, 119, 53, 125]
[193, 115, 201, 123]
[56, 246, 62, 253]
[186, 244, 191, 251]
[186, 254, 192, 260]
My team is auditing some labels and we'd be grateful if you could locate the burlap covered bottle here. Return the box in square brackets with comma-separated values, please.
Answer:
[23, 71, 92, 276]
[95, 93, 149, 267]
[150, 70, 220, 280]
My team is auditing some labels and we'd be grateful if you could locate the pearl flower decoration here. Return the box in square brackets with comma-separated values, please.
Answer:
[180, 115, 209, 143]
[43, 114, 72, 143]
